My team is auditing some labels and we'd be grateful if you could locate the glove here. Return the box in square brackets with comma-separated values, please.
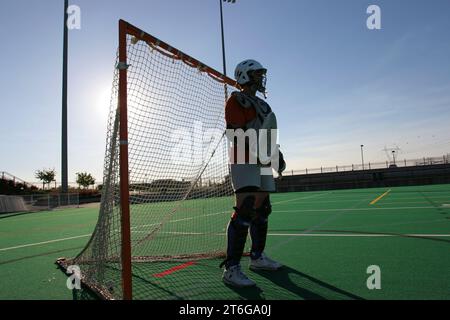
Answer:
[278, 150, 286, 174]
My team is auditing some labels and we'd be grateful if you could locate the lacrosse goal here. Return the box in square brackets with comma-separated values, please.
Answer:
[57, 20, 238, 300]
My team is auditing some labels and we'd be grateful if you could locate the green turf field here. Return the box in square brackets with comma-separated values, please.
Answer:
[1, 184, 449, 300]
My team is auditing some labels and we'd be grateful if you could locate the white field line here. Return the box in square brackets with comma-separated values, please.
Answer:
[308, 196, 450, 201]
[3, 228, 450, 253]
[132, 231, 220, 235]
[273, 197, 450, 205]
[268, 233, 450, 237]
[130, 230, 450, 238]
[276, 206, 449, 213]
[271, 193, 328, 205]
[0, 234, 91, 252]
[381, 201, 447, 205]
[381, 196, 450, 200]
[296, 200, 448, 205]
[327, 218, 448, 231]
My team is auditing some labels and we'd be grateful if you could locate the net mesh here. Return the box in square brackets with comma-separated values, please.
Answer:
[61, 25, 237, 299]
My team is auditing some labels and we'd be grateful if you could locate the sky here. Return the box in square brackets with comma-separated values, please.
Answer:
[0, 0, 449, 185]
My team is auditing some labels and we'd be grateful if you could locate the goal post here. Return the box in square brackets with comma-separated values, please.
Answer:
[118, 19, 132, 300]
[57, 20, 238, 300]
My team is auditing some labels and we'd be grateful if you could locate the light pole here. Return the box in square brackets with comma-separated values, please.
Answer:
[62, 0, 69, 196]
[392, 150, 396, 165]
[220, 0, 236, 99]
[219, 0, 229, 77]
[360, 145, 365, 170]
[220, 0, 236, 179]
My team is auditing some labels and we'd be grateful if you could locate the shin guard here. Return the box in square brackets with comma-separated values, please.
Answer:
[250, 197, 272, 259]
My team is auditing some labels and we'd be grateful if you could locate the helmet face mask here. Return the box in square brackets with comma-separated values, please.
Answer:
[248, 69, 267, 94]
[234, 59, 268, 96]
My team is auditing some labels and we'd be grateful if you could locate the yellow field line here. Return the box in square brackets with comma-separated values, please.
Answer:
[370, 189, 391, 205]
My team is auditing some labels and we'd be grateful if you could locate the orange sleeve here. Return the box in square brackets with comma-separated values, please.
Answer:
[225, 95, 247, 128]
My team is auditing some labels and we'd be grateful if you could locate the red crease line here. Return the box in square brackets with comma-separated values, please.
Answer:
[152, 261, 196, 278]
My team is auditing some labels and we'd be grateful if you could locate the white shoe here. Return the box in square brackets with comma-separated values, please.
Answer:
[250, 253, 283, 271]
[222, 264, 256, 287]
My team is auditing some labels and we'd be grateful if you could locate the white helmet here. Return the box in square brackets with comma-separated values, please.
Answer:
[234, 59, 267, 86]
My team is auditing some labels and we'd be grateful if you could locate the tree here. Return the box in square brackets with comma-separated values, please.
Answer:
[76, 172, 96, 189]
[35, 168, 56, 190]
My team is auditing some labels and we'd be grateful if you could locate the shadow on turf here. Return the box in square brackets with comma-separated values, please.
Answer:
[247, 265, 364, 300]
[67, 264, 364, 300]
[222, 282, 265, 300]
[420, 191, 450, 215]
[0, 211, 45, 220]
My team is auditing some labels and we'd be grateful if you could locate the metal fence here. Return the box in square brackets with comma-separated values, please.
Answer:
[286, 156, 450, 176]
[28, 182, 101, 190]
[20, 193, 79, 211]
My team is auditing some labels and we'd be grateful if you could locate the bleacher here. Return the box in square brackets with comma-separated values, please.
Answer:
[276, 163, 450, 192]
[0, 172, 38, 213]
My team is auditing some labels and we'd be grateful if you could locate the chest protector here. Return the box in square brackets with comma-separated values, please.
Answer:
[232, 91, 277, 131]
[232, 91, 278, 165]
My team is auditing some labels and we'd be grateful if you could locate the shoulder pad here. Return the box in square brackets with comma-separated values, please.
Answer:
[254, 96, 272, 114]
[232, 91, 255, 109]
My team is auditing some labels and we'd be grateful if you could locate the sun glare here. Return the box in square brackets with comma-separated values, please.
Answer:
[95, 85, 112, 121]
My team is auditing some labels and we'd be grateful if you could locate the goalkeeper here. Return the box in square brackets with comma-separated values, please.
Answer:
[221, 59, 286, 287]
